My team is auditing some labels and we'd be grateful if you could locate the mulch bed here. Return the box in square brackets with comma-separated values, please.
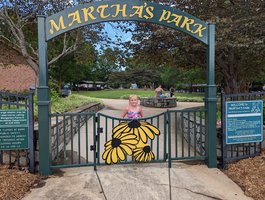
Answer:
[0, 166, 40, 200]
[225, 149, 265, 200]
[0, 150, 264, 200]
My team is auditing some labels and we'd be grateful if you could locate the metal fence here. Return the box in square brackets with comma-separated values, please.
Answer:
[49, 109, 207, 170]
[221, 92, 264, 168]
[0, 91, 35, 172]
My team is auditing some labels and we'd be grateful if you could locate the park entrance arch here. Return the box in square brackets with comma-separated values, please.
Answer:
[37, 0, 216, 175]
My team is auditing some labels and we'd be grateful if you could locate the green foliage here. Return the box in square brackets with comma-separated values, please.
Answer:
[160, 67, 180, 88]
[50, 88, 60, 102]
[74, 89, 204, 101]
[51, 94, 102, 114]
[108, 68, 161, 88]
[33, 94, 102, 119]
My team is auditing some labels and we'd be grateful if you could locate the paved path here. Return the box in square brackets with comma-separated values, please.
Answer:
[23, 100, 252, 200]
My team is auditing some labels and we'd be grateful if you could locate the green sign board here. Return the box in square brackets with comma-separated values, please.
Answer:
[45, 0, 208, 44]
[0, 110, 29, 150]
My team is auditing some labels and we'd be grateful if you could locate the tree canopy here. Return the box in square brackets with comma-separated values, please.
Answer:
[1, 0, 265, 93]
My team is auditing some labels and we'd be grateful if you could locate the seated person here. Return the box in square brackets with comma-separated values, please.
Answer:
[155, 85, 163, 98]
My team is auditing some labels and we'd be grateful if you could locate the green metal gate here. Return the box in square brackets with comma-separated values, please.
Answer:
[49, 113, 97, 170]
[49, 109, 207, 170]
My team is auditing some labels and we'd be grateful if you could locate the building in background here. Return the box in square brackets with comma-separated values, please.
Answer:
[0, 42, 36, 92]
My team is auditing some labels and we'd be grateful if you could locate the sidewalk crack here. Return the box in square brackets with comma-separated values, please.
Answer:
[170, 185, 224, 200]
[95, 170, 108, 200]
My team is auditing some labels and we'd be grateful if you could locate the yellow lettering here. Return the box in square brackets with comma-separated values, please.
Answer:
[192, 23, 207, 37]
[159, 10, 171, 22]
[144, 6, 154, 19]
[68, 10, 82, 27]
[111, 4, 128, 17]
[130, 5, 144, 18]
[82, 7, 96, 22]
[49, 16, 66, 34]
[180, 16, 194, 31]
[167, 13, 182, 27]
[97, 5, 110, 19]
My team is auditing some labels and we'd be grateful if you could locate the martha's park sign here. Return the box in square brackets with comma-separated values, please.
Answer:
[46, 1, 208, 44]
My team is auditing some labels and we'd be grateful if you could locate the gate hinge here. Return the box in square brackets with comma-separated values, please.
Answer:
[97, 127, 103, 134]
[90, 145, 96, 151]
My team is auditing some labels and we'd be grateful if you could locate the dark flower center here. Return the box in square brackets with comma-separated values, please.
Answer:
[143, 146, 151, 153]
[112, 138, 121, 148]
[128, 120, 141, 128]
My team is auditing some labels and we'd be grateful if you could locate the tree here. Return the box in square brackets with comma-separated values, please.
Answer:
[49, 42, 98, 90]
[120, 0, 265, 94]
[0, 0, 105, 85]
[95, 47, 123, 81]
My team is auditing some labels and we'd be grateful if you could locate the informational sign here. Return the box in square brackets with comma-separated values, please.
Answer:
[0, 110, 29, 150]
[226, 100, 263, 144]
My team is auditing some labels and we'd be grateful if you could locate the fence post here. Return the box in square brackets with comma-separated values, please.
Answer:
[37, 16, 51, 175]
[28, 92, 35, 172]
[205, 23, 217, 168]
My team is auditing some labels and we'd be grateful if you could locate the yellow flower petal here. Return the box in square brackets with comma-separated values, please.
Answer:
[145, 124, 160, 135]
[102, 148, 111, 160]
[141, 126, 155, 140]
[120, 133, 137, 140]
[120, 144, 133, 155]
[140, 121, 148, 126]
[133, 149, 142, 157]
[112, 125, 129, 138]
[138, 127, 147, 143]
[133, 128, 140, 140]
[104, 140, 112, 148]
[112, 122, 127, 133]
[122, 143, 137, 150]
[106, 149, 113, 164]
[111, 148, 119, 164]
[151, 151, 155, 159]
[136, 140, 146, 148]
[117, 147, 126, 161]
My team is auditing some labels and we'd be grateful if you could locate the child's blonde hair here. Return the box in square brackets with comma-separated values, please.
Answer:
[129, 94, 138, 100]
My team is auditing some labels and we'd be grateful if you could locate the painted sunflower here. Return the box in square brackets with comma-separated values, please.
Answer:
[133, 141, 155, 162]
[112, 120, 160, 143]
[102, 132, 138, 165]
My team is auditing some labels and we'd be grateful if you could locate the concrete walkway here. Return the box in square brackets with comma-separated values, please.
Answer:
[23, 99, 252, 200]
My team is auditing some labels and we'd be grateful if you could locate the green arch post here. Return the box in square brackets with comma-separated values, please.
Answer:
[37, 0, 216, 176]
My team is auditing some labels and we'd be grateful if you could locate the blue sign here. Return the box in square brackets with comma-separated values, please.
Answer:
[226, 100, 263, 144]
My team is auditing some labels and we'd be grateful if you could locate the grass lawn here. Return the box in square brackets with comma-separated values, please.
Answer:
[74, 89, 205, 102]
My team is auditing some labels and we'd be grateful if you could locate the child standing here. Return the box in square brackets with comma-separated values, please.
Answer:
[122, 95, 143, 119]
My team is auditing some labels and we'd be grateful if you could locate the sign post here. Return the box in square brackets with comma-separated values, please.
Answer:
[226, 100, 263, 144]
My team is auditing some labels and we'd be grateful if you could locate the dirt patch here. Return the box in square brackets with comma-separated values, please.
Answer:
[0, 166, 41, 200]
[225, 149, 265, 200]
